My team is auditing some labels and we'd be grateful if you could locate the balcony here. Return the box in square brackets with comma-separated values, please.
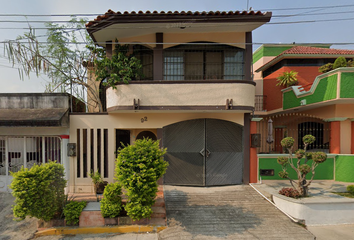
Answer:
[106, 80, 255, 112]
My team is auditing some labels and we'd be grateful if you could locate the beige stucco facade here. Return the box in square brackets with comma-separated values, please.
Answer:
[106, 82, 255, 110]
[68, 112, 245, 192]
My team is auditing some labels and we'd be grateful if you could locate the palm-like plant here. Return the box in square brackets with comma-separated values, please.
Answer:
[276, 71, 298, 87]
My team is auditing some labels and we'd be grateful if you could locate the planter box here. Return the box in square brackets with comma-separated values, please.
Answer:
[118, 216, 132, 225]
[104, 217, 118, 225]
[273, 193, 354, 225]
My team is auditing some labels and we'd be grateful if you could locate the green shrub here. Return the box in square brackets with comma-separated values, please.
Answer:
[279, 188, 300, 199]
[63, 201, 87, 225]
[319, 63, 334, 73]
[299, 164, 311, 174]
[303, 135, 316, 145]
[115, 138, 168, 220]
[277, 157, 288, 166]
[347, 185, 354, 195]
[333, 57, 347, 69]
[312, 152, 327, 163]
[10, 161, 67, 221]
[280, 137, 295, 149]
[100, 182, 122, 218]
[295, 149, 305, 159]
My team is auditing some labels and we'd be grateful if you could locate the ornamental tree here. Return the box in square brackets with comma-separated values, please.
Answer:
[277, 135, 327, 197]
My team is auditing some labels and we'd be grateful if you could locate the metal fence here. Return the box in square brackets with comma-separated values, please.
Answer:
[256, 113, 330, 154]
[0, 136, 61, 175]
[255, 95, 267, 111]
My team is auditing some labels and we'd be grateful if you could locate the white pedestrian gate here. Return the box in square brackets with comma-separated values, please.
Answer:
[0, 136, 62, 192]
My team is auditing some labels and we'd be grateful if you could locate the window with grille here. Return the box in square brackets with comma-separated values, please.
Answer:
[163, 44, 245, 81]
[133, 45, 153, 80]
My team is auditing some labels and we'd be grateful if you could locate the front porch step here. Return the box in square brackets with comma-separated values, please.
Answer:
[151, 206, 166, 218]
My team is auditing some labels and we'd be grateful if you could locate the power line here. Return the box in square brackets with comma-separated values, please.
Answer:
[0, 4, 353, 17]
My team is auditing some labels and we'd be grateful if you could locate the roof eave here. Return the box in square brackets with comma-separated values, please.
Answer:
[255, 53, 354, 72]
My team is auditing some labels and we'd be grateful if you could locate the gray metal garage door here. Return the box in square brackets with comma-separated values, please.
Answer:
[163, 119, 243, 186]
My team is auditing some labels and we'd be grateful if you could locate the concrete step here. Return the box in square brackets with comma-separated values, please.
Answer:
[151, 206, 166, 218]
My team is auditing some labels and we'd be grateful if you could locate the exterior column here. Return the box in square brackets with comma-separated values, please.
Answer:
[330, 121, 341, 154]
[244, 31, 252, 81]
[250, 118, 262, 183]
[153, 33, 163, 80]
[243, 113, 251, 184]
[60, 135, 70, 194]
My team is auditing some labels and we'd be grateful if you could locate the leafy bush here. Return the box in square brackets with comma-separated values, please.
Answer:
[276, 71, 298, 87]
[333, 57, 347, 69]
[63, 201, 87, 225]
[100, 182, 122, 218]
[279, 188, 300, 199]
[319, 63, 334, 73]
[277, 157, 288, 166]
[115, 138, 168, 220]
[281, 137, 295, 149]
[347, 185, 354, 195]
[10, 161, 66, 221]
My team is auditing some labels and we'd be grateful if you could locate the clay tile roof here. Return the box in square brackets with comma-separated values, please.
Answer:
[86, 10, 270, 27]
[281, 46, 354, 55]
[256, 46, 354, 72]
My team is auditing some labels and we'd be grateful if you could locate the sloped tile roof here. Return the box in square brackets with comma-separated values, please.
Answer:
[256, 46, 354, 72]
[281, 46, 354, 55]
[86, 9, 270, 27]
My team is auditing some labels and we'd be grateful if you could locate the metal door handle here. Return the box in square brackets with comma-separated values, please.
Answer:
[199, 148, 205, 157]
[206, 149, 211, 158]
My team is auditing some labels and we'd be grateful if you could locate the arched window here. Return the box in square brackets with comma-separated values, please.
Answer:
[136, 131, 157, 141]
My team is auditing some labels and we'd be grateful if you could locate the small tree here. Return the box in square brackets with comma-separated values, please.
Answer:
[333, 56, 347, 69]
[276, 71, 298, 87]
[115, 138, 168, 220]
[10, 161, 67, 221]
[277, 135, 327, 197]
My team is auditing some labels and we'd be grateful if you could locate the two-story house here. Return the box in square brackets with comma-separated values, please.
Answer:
[68, 10, 272, 192]
[252, 44, 354, 183]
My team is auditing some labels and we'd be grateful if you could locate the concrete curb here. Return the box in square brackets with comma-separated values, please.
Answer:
[35, 225, 167, 237]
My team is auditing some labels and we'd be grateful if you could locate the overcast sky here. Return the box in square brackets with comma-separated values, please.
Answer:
[1, 0, 354, 93]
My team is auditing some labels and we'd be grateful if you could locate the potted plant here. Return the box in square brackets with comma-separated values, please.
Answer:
[276, 71, 298, 88]
[88, 170, 108, 194]
[100, 182, 123, 225]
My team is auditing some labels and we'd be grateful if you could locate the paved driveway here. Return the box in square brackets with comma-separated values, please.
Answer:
[159, 185, 314, 240]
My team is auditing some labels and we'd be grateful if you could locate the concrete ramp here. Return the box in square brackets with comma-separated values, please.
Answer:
[160, 185, 314, 240]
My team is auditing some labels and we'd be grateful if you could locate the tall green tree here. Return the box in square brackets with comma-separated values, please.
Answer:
[5, 18, 142, 112]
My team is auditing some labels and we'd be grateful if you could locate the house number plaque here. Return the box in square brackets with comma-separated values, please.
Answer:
[141, 116, 148, 123]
